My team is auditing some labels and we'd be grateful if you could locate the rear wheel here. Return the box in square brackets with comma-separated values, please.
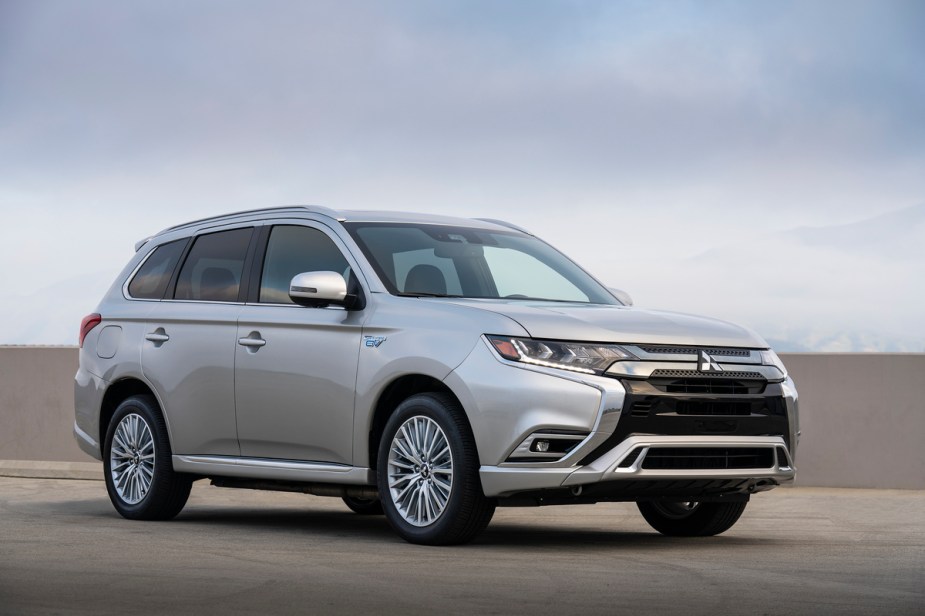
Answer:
[342, 495, 384, 515]
[377, 393, 495, 545]
[103, 395, 192, 520]
[637, 500, 747, 536]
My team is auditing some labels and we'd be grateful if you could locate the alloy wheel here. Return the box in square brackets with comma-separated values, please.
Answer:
[109, 413, 156, 505]
[387, 415, 454, 527]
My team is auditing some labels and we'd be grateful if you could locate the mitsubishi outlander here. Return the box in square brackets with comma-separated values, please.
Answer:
[74, 206, 799, 545]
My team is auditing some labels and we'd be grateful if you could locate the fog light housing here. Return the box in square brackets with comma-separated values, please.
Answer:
[506, 431, 590, 463]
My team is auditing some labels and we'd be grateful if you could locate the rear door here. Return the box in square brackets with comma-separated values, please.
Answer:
[234, 223, 366, 464]
[141, 225, 255, 456]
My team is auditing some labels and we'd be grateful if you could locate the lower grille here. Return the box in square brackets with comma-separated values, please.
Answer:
[641, 447, 774, 470]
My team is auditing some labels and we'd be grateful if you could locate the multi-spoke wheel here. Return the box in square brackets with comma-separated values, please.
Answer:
[103, 395, 191, 520]
[377, 393, 495, 545]
[387, 415, 453, 526]
[637, 500, 748, 536]
[109, 413, 156, 504]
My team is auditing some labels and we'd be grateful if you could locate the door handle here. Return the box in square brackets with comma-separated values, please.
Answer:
[145, 329, 170, 344]
[238, 335, 267, 348]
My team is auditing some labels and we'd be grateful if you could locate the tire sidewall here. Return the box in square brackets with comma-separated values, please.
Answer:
[376, 394, 474, 543]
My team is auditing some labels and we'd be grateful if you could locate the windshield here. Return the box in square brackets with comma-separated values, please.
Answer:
[344, 222, 619, 305]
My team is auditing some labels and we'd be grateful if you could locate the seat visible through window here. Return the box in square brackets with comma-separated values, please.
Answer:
[404, 264, 447, 295]
[199, 267, 238, 302]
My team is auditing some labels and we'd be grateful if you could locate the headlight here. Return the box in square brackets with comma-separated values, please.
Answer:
[760, 349, 788, 378]
[486, 335, 637, 375]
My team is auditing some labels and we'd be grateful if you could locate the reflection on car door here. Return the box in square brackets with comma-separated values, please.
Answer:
[234, 224, 365, 464]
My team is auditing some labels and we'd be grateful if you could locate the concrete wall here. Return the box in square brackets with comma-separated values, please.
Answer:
[1, 347, 923, 488]
[0, 347, 84, 463]
[780, 353, 925, 489]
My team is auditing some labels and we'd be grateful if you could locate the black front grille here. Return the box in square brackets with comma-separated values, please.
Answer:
[637, 345, 753, 357]
[630, 400, 654, 417]
[576, 380, 791, 466]
[655, 377, 765, 395]
[642, 447, 774, 470]
[675, 400, 754, 416]
[650, 369, 765, 380]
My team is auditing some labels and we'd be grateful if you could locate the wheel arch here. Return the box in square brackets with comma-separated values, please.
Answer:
[99, 377, 168, 447]
[366, 374, 473, 471]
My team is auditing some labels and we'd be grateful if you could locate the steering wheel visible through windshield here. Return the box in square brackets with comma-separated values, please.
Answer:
[343, 222, 619, 305]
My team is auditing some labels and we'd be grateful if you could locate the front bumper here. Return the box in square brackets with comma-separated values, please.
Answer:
[453, 339, 799, 498]
[481, 434, 795, 497]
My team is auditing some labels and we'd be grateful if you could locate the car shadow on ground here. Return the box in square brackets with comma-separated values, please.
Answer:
[184, 510, 778, 550]
[51, 495, 778, 550]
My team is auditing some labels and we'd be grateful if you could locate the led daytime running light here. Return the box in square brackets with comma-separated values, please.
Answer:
[487, 335, 635, 375]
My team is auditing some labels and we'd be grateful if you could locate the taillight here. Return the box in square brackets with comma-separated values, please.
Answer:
[79, 313, 102, 348]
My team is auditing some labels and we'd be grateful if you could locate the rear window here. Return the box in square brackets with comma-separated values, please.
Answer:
[174, 228, 253, 302]
[127, 239, 187, 300]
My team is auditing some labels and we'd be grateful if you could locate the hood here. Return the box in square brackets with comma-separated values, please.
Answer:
[438, 299, 767, 348]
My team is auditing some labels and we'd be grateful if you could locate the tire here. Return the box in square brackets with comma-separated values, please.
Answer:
[376, 392, 495, 545]
[637, 500, 747, 537]
[103, 394, 192, 520]
[342, 495, 384, 515]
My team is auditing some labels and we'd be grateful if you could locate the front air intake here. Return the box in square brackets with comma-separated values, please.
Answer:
[641, 447, 775, 470]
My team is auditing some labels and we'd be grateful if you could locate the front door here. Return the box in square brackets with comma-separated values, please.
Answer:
[234, 224, 365, 465]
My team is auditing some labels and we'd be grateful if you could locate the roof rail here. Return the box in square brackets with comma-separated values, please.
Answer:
[159, 205, 341, 234]
[473, 218, 532, 235]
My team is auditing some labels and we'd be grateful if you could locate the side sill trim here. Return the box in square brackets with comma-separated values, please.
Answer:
[172, 455, 374, 485]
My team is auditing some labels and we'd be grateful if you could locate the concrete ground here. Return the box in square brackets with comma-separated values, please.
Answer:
[0, 477, 922, 616]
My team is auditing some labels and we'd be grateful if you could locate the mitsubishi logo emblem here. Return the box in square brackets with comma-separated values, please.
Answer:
[697, 350, 724, 373]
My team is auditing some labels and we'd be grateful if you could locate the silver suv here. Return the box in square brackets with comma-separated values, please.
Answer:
[75, 206, 798, 545]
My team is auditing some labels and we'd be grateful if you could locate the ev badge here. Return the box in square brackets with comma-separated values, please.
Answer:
[364, 335, 387, 348]
[697, 350, 724, 373]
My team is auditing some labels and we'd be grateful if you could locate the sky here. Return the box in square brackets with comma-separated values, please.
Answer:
[0, 0, 923, 349]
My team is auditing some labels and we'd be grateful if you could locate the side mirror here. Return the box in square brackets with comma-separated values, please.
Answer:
[289, 271, 353, 308]
[608, 287, 633, 307]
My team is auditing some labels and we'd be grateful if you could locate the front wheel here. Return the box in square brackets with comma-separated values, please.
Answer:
[637, 500, 747, 537]
[377, 393, 495, 545]
[103, 395, 192, 520]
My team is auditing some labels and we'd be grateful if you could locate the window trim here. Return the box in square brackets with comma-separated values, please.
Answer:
[122, 237, 191, 301]
[245, 222, 367, 309]
[168, 226, 257, 304]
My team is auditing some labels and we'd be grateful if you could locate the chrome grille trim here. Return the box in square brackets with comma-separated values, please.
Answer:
[649, 369, 765, 380]
[637, 345, 752, 357]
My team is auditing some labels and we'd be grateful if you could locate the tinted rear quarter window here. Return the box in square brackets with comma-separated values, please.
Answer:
[128, 239, 187, 299]
[174, 228, 253, 302]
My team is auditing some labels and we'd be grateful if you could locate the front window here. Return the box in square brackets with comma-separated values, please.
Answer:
[344, 223, 618, 304]
[259, 225, 351, 304]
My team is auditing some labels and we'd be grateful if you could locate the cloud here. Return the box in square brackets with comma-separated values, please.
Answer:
[0, 0, 922, 347]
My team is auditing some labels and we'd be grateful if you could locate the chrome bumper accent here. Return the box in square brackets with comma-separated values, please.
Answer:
[606, 361, 785, 381]
[480, 435, 795, 497]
